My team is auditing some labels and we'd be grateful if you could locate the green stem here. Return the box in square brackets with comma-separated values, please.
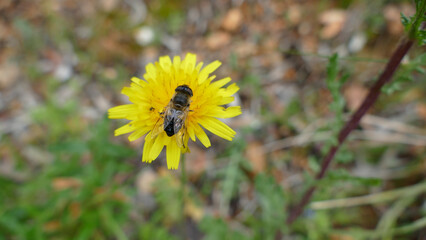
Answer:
[100, 206, 128, 240]
[376, 196, 416, 240]
[332, 216, 426, 239]
[310, 181, 426, 209]
[409, 0, 426, 40]
[181, 154, 186, 206]
[180, 154, 187, 239]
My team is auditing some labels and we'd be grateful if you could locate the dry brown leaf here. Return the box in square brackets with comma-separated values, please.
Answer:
[185, 201, 204, 222]
[416, 103, 426, 120]
[103, 67, 118, 80]
[383, 5, 404, 36]
[22, 146, 53, 165]
[99, 0, 119, 12]
[185, 144, 207, 176]
[0, 0, 13, 10]
[136, 168, 157, 194]
[291, 148, 308, 170]
[69, 202, 81, 219]
[245, 141, 266, 173]
[283, 68, 297, 82]
[383, 4, 414, 36]
[344, 84, 368, 111]
[52, 177, 82, 191]
[112, 190, 129, 202]
[330, 233, 355, 240]
[263, 36, 279, 51]
[206, 31, 231, 50]
[287, 5, 302, 24]
[0, 62, 19, 89]
[234, 41, 257, 58]
[301, 36, 318, 53]
[319, 10, 347, 39]
[271, 18, 287, 32]
[222, 8, 243, 32]
[95, 187, 106, 194]
[43, 221, 61, 232]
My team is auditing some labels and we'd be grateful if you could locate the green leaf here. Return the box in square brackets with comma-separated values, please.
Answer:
[326, 54, 339, 86]
[320, 169, 382, 187]
[200, 216, 248, 240]
[254, 174, 287, 238]
[400, 13, 410, 27]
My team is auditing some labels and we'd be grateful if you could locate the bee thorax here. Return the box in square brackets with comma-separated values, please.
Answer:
[173, 94, 189, 109]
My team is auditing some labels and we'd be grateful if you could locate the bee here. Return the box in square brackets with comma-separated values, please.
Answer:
[151, 85, 193, 151]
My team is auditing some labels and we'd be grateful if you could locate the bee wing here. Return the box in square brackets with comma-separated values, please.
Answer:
[151, 106, 168, 139]
[151, 117, 164, 139]
[175, 127, 190, 153]
[174, 108, 190, 153]
[173, 108, 188, 134]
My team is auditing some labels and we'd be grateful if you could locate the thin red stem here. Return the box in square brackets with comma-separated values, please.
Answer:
[286, 38, 415, 224]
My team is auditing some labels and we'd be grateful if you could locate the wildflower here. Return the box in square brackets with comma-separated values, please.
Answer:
[108, 53, 241, 169]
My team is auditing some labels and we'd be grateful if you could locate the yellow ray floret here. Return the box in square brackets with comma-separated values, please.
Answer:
[108, 53, 241, 169]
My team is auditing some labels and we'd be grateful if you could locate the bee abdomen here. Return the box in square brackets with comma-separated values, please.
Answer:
[164, 119, 175, 136]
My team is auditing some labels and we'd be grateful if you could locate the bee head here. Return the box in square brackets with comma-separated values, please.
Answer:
[175, 85, 193, 97]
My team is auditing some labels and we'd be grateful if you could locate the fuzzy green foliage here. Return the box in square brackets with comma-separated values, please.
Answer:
[0, 118, 136, 239]
[321, 53, 354, 164]
[326, 54, 349, 128]
[252, 174, 286, 239]
[200, 216, 249, 240]
[402, 0, 426, 44]
[383, 53, 426, 94]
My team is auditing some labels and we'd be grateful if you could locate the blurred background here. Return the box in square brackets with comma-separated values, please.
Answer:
[0, 0, 425, 239]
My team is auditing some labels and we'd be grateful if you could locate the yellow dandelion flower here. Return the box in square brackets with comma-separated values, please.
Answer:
[108, 53, 241, 169]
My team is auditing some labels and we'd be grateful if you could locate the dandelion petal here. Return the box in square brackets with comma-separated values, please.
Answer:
[108, 104, 137, 119]
[149, 134, 165, 160]
[193, 123, 211, 148]
[128, 127, 150, 141]
[224, 83, 240, 95]
[166, 141, 181, 170]
[142, 137, 154, 163]
[198, 60, 221, 84]
[199, 117, 235, 141]
[207, 106, 241, 119]
[145, 63, 157, 80]
[114, 123, 136, 136]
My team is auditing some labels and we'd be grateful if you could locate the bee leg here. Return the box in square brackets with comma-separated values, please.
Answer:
[181, 126, 188, 150]
[181, 134, 185, 148]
